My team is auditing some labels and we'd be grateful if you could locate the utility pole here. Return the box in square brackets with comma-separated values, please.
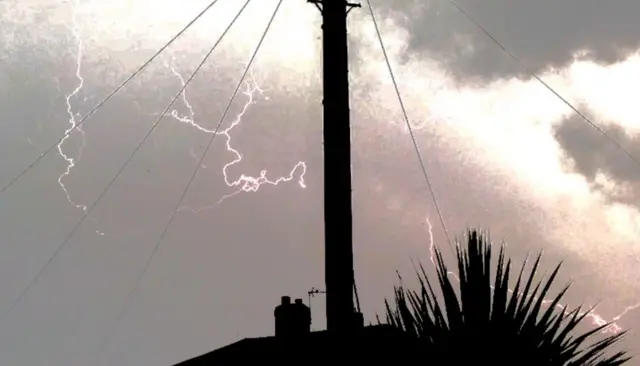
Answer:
[308, 0, 361, 334]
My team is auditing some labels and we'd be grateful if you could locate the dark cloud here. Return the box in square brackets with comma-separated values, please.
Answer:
[554, 113, 640, 206]
[376, 0, 640, 80]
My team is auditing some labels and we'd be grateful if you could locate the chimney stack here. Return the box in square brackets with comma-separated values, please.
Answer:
[274, 296, 311, 338]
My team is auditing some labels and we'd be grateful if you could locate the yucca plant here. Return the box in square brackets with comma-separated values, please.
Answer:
[385, 229, 630, 365]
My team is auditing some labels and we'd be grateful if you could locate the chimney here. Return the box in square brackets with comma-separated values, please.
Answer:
[274, 296, 311, 338]
[274, 296, 291, 337]
[294, 298, 311, 335]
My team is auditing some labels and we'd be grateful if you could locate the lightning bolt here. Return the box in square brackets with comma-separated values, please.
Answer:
[160, 56, 306, 212]
[57, 0, 87, 212]
[53, 0, 119, 241]
[422, 215, 640, 335]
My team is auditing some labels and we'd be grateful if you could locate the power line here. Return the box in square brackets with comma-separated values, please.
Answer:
[0, 0, 250, 326]
[95, 0, 282, 360]
[366, 0, 453, 250]
[0, 0, 222, 196]
[443, 0, 640, 169]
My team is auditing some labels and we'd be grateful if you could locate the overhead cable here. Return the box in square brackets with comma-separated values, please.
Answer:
[95, 0, 282, 360]
[0, 0, 249, 327]
[0, 0, 223, 195]
[366, 0, 453, 250]
[444, 0, 640, 168]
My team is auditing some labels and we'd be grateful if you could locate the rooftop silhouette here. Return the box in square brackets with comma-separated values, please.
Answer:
[174, 229, 630, 365]
[174, 299, 413, 364]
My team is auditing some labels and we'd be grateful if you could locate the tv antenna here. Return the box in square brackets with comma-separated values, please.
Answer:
[307, 281, 362, 330]
[307, 287, 326, 330]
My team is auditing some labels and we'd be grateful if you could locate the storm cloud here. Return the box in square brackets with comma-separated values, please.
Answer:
[378, 0, 640, 80]
[555, 113, 640, 206]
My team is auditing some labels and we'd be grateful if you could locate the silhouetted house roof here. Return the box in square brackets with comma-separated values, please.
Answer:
[174, 325, 414, 365]
[174, 296, 415, 365]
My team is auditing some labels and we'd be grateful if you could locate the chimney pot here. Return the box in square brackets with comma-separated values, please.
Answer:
[275, 295, 311, 338]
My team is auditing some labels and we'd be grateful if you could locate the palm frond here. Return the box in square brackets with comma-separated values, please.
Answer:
[385, 229, 630, 365]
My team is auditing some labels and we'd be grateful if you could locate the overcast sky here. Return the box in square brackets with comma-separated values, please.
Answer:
[1, 0, 640, 365]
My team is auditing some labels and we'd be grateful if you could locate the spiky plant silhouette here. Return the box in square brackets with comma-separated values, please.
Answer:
[385, 230, 630, 365]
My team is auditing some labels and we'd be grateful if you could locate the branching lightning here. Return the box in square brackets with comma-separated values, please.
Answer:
[31, 0, 637, 349]
[423, 215, 640, 334]
[57, 0, 87, 212]
[161, 56, 306, 212]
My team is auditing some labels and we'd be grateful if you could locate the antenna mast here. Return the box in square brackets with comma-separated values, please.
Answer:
[308, 0, 360, 334]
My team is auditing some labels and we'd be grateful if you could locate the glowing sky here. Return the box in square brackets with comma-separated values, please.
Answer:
[1, 0, 640, 365]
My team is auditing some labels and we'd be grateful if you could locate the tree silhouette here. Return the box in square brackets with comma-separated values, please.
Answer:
[384, 229, 630, 365]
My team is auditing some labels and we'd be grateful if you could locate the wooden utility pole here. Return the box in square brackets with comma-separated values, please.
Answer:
[308, 0, 361, 334]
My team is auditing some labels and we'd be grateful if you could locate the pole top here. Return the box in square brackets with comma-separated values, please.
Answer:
[307, 0, 361, 14]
